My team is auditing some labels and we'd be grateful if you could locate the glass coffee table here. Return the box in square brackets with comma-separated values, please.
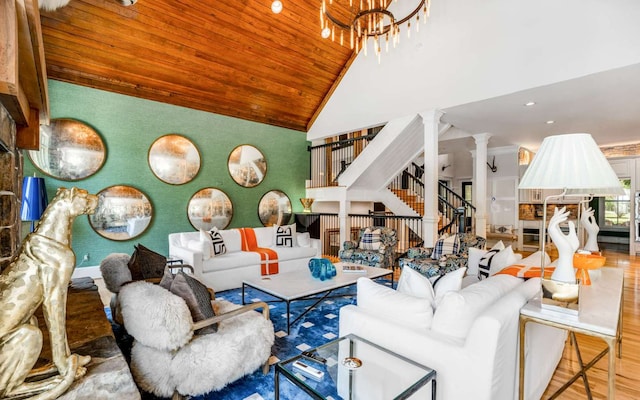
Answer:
[275, 334, 436, 400]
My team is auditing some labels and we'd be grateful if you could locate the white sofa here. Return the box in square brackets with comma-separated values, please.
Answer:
[168, 225, 320, 292]
[339, 272, 567, 400]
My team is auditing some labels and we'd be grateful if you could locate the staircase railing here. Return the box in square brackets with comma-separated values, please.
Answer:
[388, 163, 476, 235]
[439, 183, 476, 234]
[308, 130, 381, 188]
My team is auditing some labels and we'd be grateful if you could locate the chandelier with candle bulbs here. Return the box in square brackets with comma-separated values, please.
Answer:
[320, 0, 429, 61]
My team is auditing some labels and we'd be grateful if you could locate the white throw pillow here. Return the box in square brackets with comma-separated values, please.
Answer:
[220, 229, 242, 253]
[433, 267, 467, 307]
[489, 245, 520, 276]
[297, 232, 311, 247]
[208, 228, 227, 257]
[357, 277, 434, 331]
[477, 241, 508, 280]
[198, 229, 214, 259]
[397, 266, 435, 306]
[431, 274, 522, 339]
[467, 247, 486, 277]
[274, 223, 297, 247]
[519, 250, 551, 268]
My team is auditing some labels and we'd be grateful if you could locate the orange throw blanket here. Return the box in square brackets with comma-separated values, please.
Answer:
[496, 264, 555, 279]
[239, 228, 279, 275]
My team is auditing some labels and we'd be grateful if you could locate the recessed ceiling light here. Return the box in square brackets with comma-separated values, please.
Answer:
[271, 0, 283, 14]
[546, 120, 555, 124]
[524, 101, 536, 106]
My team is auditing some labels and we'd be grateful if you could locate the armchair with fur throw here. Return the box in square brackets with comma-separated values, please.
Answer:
[118, 280, 274, 399]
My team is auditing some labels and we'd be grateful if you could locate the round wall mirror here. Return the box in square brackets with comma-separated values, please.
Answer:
[148, 134, 201, 185]
[258, 190, 292, 226]
[88, 185, 153, 241]
[187, 188, 233, 231]
[227, 144, 267, 187]
[28, 118, 106, 181]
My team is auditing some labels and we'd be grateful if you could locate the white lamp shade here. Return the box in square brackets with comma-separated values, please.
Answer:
[518, 133, 624, 196]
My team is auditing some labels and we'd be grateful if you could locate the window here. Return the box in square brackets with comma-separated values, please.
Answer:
[600, 178, 631, 230]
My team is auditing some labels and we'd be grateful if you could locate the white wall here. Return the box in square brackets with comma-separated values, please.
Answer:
[308, 0, 640, 139]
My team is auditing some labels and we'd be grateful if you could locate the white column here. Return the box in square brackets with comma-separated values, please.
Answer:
[338, 187, 351, 248]
[419, 110, 444, 247]
[473, 133, 491, 238]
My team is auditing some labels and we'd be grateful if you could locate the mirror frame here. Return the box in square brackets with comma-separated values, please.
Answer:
[227, 144, 267, 188]
[148, 134, 201, 185]
[187, 187, 233, 231]
[258, 190, 292, 227]
[88, 185, 153, 241]
[28, 118, 106, 181]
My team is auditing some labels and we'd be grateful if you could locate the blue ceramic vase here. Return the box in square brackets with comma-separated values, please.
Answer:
[308, 258, 337, 281]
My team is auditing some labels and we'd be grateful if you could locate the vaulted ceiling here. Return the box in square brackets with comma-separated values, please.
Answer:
[39, 0, 354, 132]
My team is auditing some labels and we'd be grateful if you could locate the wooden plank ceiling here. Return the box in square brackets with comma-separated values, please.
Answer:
[39, 0, 356, 132]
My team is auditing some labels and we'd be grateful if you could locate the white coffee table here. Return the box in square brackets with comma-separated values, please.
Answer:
[242, 263, 392, 334]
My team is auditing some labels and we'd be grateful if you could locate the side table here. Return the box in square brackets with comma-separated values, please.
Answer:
[518, 267, 624, 400]
[276, 333, 436, 399]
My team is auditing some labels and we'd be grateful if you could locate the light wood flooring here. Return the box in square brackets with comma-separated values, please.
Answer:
[541, 244, 639, 399]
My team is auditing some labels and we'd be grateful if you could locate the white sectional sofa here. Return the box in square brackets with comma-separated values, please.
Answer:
[168, 225, 320, 292]
[339, 272, 567, 400]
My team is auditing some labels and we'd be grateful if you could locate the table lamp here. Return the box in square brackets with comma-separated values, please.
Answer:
[20, 175, 48, 232]
[518, 133, 623, 311]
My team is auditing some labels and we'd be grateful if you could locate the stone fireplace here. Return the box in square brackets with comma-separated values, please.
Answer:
[0, 103, 23, 270]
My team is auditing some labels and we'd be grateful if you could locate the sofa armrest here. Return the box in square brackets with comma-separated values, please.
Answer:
[406, 247, 433, 259]
[193, 301, 270, 331]
[168, 244, 203, 275]
[343, 240, 358, 250]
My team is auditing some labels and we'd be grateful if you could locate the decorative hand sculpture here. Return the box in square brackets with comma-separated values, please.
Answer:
[547, 206, 579, 283]
[580, 204, 600, 253]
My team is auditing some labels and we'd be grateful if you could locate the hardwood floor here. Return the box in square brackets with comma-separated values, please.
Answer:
[542, 245, 640, 399]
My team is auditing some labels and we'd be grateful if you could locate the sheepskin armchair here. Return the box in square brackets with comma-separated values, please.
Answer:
[118, 281, 274, 399]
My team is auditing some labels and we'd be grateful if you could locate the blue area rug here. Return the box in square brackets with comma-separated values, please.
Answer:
[110, 279, 392, 400]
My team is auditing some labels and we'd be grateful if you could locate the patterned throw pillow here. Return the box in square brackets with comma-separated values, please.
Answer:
[431, 234, 460, 260]
[169, 272, 217, 334]
[127, 244, 167, 281]
[275, 223, 295, 247]
[359, 228, 382, 250]
[478, 249, 501, 280]
[208, 228, 227, 256]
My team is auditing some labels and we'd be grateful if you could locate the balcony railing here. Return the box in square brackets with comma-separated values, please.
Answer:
[300, 213, 422, 261]
[308, 130, 381, 188]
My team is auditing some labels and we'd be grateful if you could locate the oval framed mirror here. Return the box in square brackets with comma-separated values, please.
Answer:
[258, 190, 292, 227]
[187, 188, 233, 231]
[28, 118, 106, 181]
[148, 134, 201, 185]
[88, 185, 153, 241]
[227, 144, 267, 187]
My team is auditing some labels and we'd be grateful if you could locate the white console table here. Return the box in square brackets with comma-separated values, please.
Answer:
[518, 267, 624, 400]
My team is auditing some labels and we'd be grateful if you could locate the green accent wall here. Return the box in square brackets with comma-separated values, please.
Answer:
[23, 81, 310, 268]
